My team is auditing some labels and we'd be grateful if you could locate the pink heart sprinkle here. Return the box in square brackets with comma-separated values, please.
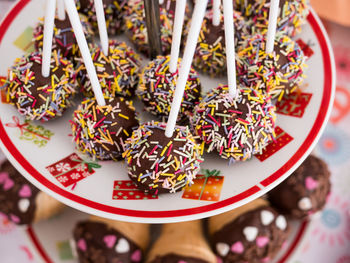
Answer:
[19, 185, 32, 198]
[256, 236, 269, 248]
[231, 241, 244, 254]
[131, 249, 142, 262]
[305, 177, 318, 190]
[77, 239, 87, 251]
[262, 257, 270, 263]
[103, 235, 117, 248]
[178, 261, 187, 263]
[3, 179, 14, 191]
[0, 172, 9, 184]
[10, 214, 20, 224]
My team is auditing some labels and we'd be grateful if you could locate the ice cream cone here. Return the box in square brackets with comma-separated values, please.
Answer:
[209, 198, 268, 235]
[147, 220, 217, 263]
[33, 191, 65, 223]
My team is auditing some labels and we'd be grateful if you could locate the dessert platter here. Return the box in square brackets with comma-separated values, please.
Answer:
[0, 0, 335, 223]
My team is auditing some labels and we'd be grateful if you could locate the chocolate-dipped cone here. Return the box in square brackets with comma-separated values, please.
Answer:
[209, 199, 289, 263]
[33, 191, 65, 223]
[147, 220, 217, 263]
[73, 216, 150, 263]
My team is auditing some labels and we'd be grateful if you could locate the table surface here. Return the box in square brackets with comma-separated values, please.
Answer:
[0, 1, 349, 263]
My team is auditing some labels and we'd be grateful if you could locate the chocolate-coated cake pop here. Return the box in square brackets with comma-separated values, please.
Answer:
[71, 95, 139, 161]
[77, 0, 128, 35]
[137, 55, 201, 124]
[209, 199, 289, 263]
[192, 85, 276, 163]
[5, 50, 77, 121]
[236, 32, 307, 100]
[75, 40, 141, 98]
[123, 121, 203, 194]
[268, 155, 331, 219]
[33, 14, 94, 59]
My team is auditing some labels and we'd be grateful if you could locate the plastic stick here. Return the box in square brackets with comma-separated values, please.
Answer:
[165, 0, 208, 138]
[223, 0, 237, 97]
[41, 0, 56, 78]
[169, 0, 186, 73]
[94, 0, 109, 55]
[266, 0, 280, 54]
[57, 0, 66, 20]
[213, 0, 221, 26]
[64, 0, 106, 106]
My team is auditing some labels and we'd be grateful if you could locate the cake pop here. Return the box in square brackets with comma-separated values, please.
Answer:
[70, 95, 139, 161]
[75, 40, 141, 98]
[209, 199, 289, 263]
[123, 121, 203, 194]
[192, 85, 276, 163]
[137, 55, 201, 124]
[236, 32, 307, 100]
[268, 155, 331, 219]
[0, 160, 65, 225]
[33, 14, 94, 59]
[4, 50, 77, 121]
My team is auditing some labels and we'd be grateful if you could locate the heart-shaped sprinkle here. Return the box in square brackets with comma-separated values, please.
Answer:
[0, 172, 9, 184]
[3, 179, 14, 191]
[262, 257, 270, 263]
[18, 199, 30, 213]
[243, 226, 258, 241]
[10, 214, 20, 224]
[276, 215, 287, 230]
[216, 242, 230, 257]
[103, 235, 117, 248]
[305, 177, 318, 190]
[131, 249, 142, 262]
[77, 239, 87, 251]
[115, 238, 129, 253]
[231, 241, 244, 254]
[256, 236, 269, 247]
[178, 261, 187, 263]
[261, 210, 274, 225]
[298, 197, 312, 210]
[19, 185, 32, 198]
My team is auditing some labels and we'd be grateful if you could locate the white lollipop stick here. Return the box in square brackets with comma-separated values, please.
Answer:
[223, 0, 237, 97]
[213, 0, 221, 26]
[64, 0, 106, 106]
[42, 0, 56, 78]
[169, 0, 186, 73]
[57, 0, 66, 20]
[165, 0, 208, 138]
[94, 0, 109, 55]
[266, 0, 280, 54]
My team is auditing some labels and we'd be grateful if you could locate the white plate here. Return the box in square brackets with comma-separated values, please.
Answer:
[0, 0, 335, 223]
[23, 207, 310, 263]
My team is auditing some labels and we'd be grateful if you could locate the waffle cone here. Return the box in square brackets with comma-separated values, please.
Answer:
[209, 198, 268, 235]
[90, 216, 150, 251]
[147, 220, 216, 263]
[33, 192, 65, 223]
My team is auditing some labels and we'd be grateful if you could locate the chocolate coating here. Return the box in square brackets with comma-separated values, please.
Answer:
[73, 221, 143, 263]
[77, 0, 128, 35]
[235, 0, 309, 37]
[71, 96, 139, 161]
[5, 51, 77, 121]
[150, 253, 209, 263]
[268, 155, 331, 219]
[0, 160, 40, 225]
[123, 121, 203, 194]
[137, 55, 201, 125]
[211, 206, 289, 263]
[33, 15, 94, 59]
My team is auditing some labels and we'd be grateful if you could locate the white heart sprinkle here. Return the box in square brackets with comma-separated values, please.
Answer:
[276, 215, 287, 230]
[115, 238, 129, 253]
[261, 210, 274, 226]
[18, 199, 30, 213]
[243, 226, 258, 241]
[216, 242, 230, 257]
[298, 197, 312, 211]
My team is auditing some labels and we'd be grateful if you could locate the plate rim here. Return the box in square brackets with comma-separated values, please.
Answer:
[0, 0, 336, 223]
